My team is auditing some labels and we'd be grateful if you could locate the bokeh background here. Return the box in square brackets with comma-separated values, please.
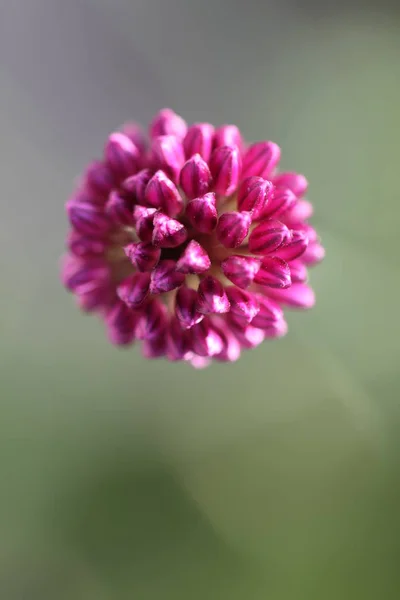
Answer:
[1, 0, 400, 598]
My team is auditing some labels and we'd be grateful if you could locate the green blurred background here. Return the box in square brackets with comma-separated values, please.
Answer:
[1, 2, 400, 598]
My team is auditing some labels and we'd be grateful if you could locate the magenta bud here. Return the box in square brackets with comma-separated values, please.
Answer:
[216, 211, 252, 248]
[273, 172, 308, 197]
[209, 145, 242, 196]
[152, 212, 188, 248]
[106, 300, 138, 346]
[124, 241, 161, 272]
[230, 323, 265, 350]
[299, 224, 318, 243]
[66, 201, 111, 236]
[67, 231, 108, 257]
[237, 176, 274, 219]
[289, 260, 308, 283]
[285, 200, 313, 224]
[105, 191, 135, 227]
[251, 295, 284, 329]
[117, 272, 150, 308]
[149, 260, 185, 294]
[249, 219, 291, 254]
[152, 135, 185, 183]
[183, 123, 215, 161]
[77, 284, 115, 313]
[167, 317, 190, 360]
[136, 299, 168, 340]
[149, 108, 187, 139]
[104, 132, 139, 178]
[254, 257, 291, 288]
[196, 276, 230, 314]
[261, 188, 296, 219]
[221, 255, 261, 289]
[122, 169, 152, 204]
[266, 283, 315, 309]
[176, 240, 211, 274]
[84, 160, 116, 197]
[187, 354, 210, 369]
[213, 125, 243, 150]
[145, 170, 183, 216]
[302, 241, 325, 265]
[274, 230, 308, 261]
[190, 319, 224, 357]
[263, 318, 288, 339]
[242, 141, 281, 179]
[69, 186, 105, 206]
[133, 206, 157, 242]
[180, 154, 212, 200]
[225, 287, 259, 323]
[175, 285, 204, 329]
[142, 332, 168, 358]
[121, 122, 147, 155]
[62, 256, 110, 292]
[186, 192, 218, 233]
[212, 324, 242, 362]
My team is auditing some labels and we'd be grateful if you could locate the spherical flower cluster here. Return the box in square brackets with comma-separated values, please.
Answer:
[62, 109, 324, 367]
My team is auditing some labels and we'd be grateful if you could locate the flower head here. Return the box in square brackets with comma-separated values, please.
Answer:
[62, 109, 324, 367]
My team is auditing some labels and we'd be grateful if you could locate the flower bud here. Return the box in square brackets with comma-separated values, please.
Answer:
[149, 108, 187, 139]
[261, 188, 296, 219]
[216, 211, 252, 248]
[273, 172, 308, 197]
[84, 160, 116, 197]
[184, 123, 215, 161]
[167, 317, 190, 361]
[136, 299, 168, 339]
[186, 193, 218, 233]
[106, 191, 135, 227]
[266, 283, 315, 309]
[121, 122, 147, 155]
[237, 176, 274, 219]
[152, 212, 188, 248]
[133, 206, 156, 242]
[145, 170, 183, 216]
[175, 285, 204, 329]
[285, 200, 313, 224]
[249, 219, 290, 254]
[209, 146, 242, 196]
[225, 287, 259, 323]
[288, 259, 308, 283]
[62, 256, 110, 292]
[254, 257, 291, 288]
[180, 154, 212, 200]
[149, 260, 185, 294]
[66, 201, 111, 236]
[190, 319, 224, 357]
[242, 141, 281, 179]
[104, 132, 139, 178]
[124, 241, 161, 272]
[106, 300, 138, 346]
[117, 272, 150, 308]
[152, 135, 185, 182]
[122, 169, 152, 204]
[251, 295, 283, 329]
[142, 332, 168, 358]
[221, 255, 261, 289]
[213, 125, 243, 150]
[274, 230, 308, 261]
[67, 231, 108, 257]
[196, 276, 230, 314]
[176, 240, 211, 274]
[301, 242, 325, 265]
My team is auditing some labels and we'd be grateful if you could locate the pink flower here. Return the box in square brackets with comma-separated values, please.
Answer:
[62, 108, 324, 367]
